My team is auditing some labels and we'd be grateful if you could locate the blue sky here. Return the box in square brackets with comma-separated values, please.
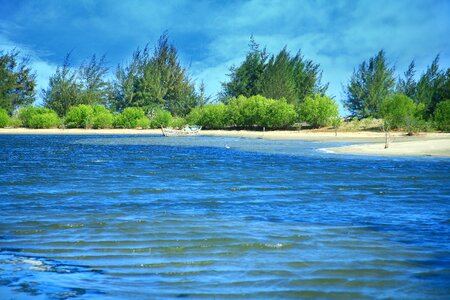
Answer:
[1, 0, 449, 112]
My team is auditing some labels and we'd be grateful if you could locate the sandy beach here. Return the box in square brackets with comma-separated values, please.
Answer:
[1, 128, 449, 157]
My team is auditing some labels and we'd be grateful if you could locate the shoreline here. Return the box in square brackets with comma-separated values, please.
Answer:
[1, 128, 449, 157]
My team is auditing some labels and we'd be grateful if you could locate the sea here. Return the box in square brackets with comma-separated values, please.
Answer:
[1, 134, 449, 299]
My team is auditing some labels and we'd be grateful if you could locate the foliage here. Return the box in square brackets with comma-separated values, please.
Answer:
[0, 108, 10, 127]
[344, 50, 395, 118]
[187, 103, 229, 129]
[111, 34, 205, 116]
[222, 38, 327, 105]
[380, 94, 423, 132]
[150, 109, 172, 128]
[396, 61, 417, 99]
[43, 54, 80, 116]
[0, 49, 37, 114]
[221, 37, 268, 101]
[170, 117, 187, 129]
[65, 104, 94, 128]
[415, 55, 448, 118]
[227, 95, 297, 129]
[113, 107, 149, 128]
[18, 106, 60, 128]
[297, 94, 339, 128]
[77, 54, 111, 106]
[433, 100, 450, 132]
[91, 105, 113, 129]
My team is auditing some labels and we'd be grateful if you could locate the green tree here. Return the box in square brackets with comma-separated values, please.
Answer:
[344, 50, 395, 118]
[187, 103, 229, 129]
[43, 54, 80, 116]
[396, 61, 417, 99]
[260, 48, 296, 103]
[415, 55, 447, 117]
[221, 36, 268, 101]
[18, 106, 60, 128]
[0, 49, 36, 114]
[78, 54, 110, 106]
[433, 99, 450, 132]
[297, 94, 339, 128]
[0, 108, 10, 127]
[114, 107, 149, 128]
[65, 104, 94, 128]
[111, 34, 201, 116]
[380, 94, 423, 133]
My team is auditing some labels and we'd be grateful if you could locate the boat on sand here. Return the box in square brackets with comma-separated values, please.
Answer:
[161, 125, 202, 137]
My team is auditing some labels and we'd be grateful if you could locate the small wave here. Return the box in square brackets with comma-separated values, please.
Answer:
[317, 147, 335, 154]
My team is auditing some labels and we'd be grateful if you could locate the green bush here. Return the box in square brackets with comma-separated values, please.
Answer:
[150, 109, 172, 128]
[8, 116, 22, 128]
[136, 116, 151, 129]
[114, 107, 149, 128]
[433, 100, 450, 132]
[92, 105, 113, 129]
[187, 104, 229, 129]
[380, 94, 423, 132]
[0, 108, 10, 127]
[297, 94, 339, 128]
[65, 104, 94, 128]
[18, 106, 60, 128]
[170, 117, 187, 129]
[227, 95, 297, 129]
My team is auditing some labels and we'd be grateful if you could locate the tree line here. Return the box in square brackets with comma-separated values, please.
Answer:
[0, 35, 449, 131]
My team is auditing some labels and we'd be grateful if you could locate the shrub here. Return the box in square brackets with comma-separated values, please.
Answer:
[65, 104, 94, 128]
[150, 109, 172, 128]
[170, 117, 187, 129]
[380, 94, 423, 132]
[227, 95, 297, 129]
[91, 105, 113, 129]
[8, 117, 22, 128]
[0, 108, 10, 127]
[18, 106, 60, 128]
[187, 104, 229, 129]
[433, 100, 450, 132]
[114, 107, 149, 128]
[136, 116, 151, 129]
[297, 94, 339, 128]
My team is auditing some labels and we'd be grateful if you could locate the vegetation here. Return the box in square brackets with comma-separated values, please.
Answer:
[187, 103, 229, 129]
[433, 100, 450, 131]
[221, 38, 327, 106]
[297, 94, 339, 128]
[1, 35, 449, 133]
[0, 108, 10, 127]
[227, 95, 297, 129]
[18, 106, 60, 128]
[0, 50, 36, 114]
[150, 109, 172, 128]
[114, 107, 150, 128]
[111, 34, 206, 116]
[380, 94, 424, 134]
[344, 50, 395, 118]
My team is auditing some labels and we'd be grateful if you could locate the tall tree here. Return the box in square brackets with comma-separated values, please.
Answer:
[396, 61, 417, 99]
[221, 36, 268, 101]
[0, 49, 36, 114]
[43, 53, 80, 117]
[260, 47, 296, 103]
[343, 50, 395, 118]
[415, 55, 447, 117]
[111, 34, 200, 116]
[78, 54, 110, 106]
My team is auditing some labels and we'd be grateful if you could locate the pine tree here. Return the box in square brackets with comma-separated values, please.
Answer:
[343, 50, 395, 118]
[0, 49, 36, 114]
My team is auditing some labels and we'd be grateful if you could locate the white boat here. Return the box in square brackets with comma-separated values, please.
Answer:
[161, 125, 202, 137]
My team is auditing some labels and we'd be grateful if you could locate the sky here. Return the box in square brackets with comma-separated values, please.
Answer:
[0, 0, 449, 113]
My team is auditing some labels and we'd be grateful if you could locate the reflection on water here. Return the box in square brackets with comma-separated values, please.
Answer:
[1, 135, 449, 299]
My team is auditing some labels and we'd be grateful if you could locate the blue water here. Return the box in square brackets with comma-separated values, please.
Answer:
[1, 134, 449, 299]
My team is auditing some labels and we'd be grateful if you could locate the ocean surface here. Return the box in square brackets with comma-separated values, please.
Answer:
[1, 134, 449, 299]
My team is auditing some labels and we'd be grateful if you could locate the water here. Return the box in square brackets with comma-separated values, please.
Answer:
[1, 134, 449, 299]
